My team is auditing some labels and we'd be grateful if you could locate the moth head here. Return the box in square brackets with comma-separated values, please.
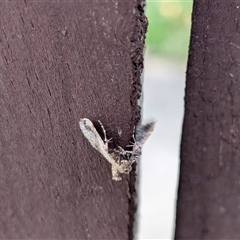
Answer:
[118, 160, 134, 174]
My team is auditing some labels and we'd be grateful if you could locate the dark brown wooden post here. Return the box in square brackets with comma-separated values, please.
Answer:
[175, 1, 240, 239]
[0, 1, 147, 238]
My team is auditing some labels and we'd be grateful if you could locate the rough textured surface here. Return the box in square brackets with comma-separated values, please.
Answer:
[175, 1, 240, 239]
[0, 0, 147, 238]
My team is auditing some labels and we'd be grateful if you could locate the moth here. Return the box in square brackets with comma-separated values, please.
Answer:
[79, 118, 155, 181]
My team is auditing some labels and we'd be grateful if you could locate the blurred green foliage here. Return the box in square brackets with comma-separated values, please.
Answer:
[146, 0, 193, 59]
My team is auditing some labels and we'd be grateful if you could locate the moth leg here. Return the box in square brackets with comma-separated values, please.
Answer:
[127, 134, 142, 156]
[98, 120, 112, 151]
[117, 146, 126, 153]
[116, 146, 133, 157]
[127, 133, 136, 148]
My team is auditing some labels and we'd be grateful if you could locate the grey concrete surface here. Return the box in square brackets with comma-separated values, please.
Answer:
[137, 55, 186, 239]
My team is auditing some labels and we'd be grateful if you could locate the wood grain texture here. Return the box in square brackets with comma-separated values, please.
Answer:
[0, 0, 147, 238]
[175, 1, 240, 239]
